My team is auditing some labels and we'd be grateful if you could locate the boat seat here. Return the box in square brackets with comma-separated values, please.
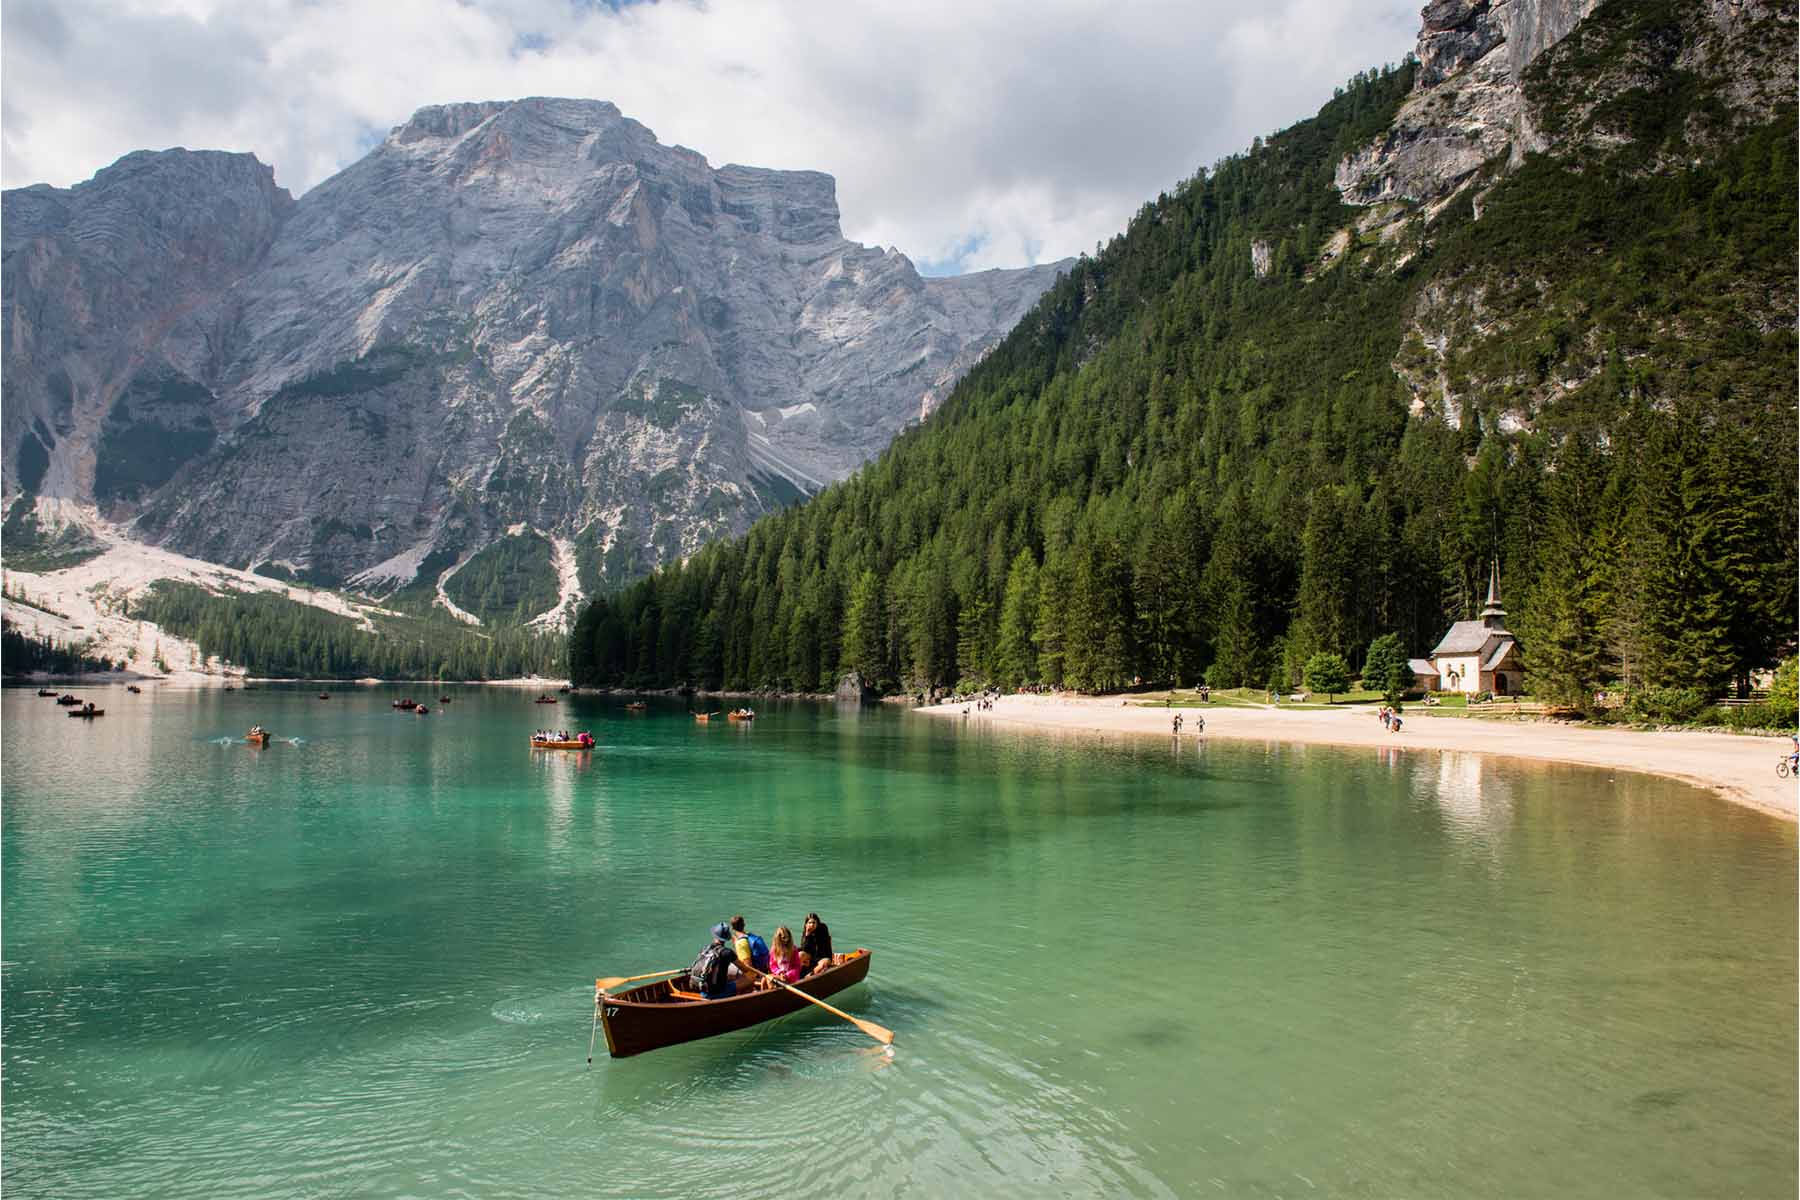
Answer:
[667, 985, 704, 1002]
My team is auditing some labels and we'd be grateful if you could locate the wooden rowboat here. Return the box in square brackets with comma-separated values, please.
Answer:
[727, 710, 755, 722]
[600, 949, 873, 1058]
[531, 738, 591, 750]
[693, 712, 717, 723]
[68, 708, 105, 718]
[37, 688, 58, 697]
[246, 730, 270, 745]
[624, 702, 648, 712]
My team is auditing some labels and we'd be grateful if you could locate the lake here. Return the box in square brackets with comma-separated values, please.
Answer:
[4, 684, 1794, 1197]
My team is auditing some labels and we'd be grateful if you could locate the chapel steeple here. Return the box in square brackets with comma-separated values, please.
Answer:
[1479, 560, 1506, 628]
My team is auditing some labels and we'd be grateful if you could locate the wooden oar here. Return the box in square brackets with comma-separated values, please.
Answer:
[745, 965, 894, 1046]
[595, 969, 684, 994]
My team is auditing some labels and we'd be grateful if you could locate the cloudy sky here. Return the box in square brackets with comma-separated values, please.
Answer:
[2, 0, 1419, 274]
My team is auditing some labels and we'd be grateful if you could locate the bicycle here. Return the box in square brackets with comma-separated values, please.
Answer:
[1779, 754, 1797, 779]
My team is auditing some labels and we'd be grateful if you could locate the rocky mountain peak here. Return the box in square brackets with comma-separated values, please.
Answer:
[1335, 0, 1598, 207]
[1, 101, 1068, 614]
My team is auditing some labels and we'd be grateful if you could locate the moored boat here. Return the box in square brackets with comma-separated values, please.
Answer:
[599, 949, 873, 1058]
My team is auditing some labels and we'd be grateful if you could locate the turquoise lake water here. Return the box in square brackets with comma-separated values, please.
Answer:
[3, 684, 1794, 1197]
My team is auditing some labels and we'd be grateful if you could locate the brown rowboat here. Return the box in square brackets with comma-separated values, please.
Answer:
[600, 948, 872, 1058]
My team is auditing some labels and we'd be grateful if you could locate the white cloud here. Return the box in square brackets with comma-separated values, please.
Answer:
[1, 0, 1419, 272]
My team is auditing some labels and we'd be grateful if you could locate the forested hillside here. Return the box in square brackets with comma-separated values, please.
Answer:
[571, 2, 1797, 710]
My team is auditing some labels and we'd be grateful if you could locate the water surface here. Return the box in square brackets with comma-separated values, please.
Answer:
[4, 685, 1794, 1197]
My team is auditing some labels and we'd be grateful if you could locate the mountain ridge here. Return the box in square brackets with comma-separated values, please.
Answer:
[2, 96, 1069, 618]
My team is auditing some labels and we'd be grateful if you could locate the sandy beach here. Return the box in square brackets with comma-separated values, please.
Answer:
[919, 693, 1797, 821]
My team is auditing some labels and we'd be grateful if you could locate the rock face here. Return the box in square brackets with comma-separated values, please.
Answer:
[1335, 0, 1600, 207]
[1338, 0, 1797, 436]
[2, 98, 1068, 603]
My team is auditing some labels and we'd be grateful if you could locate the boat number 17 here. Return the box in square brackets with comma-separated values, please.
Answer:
[605, 1007, 619, 1018]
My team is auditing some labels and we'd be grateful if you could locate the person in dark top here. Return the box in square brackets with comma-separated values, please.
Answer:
[798, 912, 834, 976]
[688, 922, 737, 999]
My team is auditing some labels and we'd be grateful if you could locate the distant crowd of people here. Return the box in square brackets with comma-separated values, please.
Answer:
[687, 913, 839, 999]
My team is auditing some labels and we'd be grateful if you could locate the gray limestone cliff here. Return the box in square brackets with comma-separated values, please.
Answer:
[1335, 0, 1601, 209]
[2, 98, 1068, 604]
[1331, 0, 1794, 437]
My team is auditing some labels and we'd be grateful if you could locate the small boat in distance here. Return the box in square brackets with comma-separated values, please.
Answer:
[599, 949, 873, 1058]
[246, 726, 270, 745]
[57, 694, 80, 706]
[624, 701, 648, 712]
[319, 693, 331, 700]
[531, 732, 594, 750]
[126, 685, 142, 694]
[439, 696, 452, 703]
[68, 704, 105, 719]
[415, 705, 430, 715]
[37, 688, 58, 697]
[727, 708, 756, 722]
[393, 698, 417, 710]
[534, 695, 558, 704]
[693, 712, 718, 723]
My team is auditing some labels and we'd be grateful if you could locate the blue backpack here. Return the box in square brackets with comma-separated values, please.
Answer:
[744, 932, 770, 973]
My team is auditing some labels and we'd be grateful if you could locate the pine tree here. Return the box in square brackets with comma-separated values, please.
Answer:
[996, 549, 1041, 687]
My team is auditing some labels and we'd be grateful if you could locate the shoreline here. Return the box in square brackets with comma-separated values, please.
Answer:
[918, 693, 1797, 822]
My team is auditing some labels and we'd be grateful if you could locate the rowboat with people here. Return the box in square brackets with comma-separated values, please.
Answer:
[595, 949, 875, 1058]
[68, 704, 104, 718]
[534, 695, 558, 704]
[727, 708, 756, 722]
[246, 726, 270, 745]
[693, 711, 717, 723]
[624, 701, 648, 712]
[37, 688, 58, 697]
[531, 731, 595, 750]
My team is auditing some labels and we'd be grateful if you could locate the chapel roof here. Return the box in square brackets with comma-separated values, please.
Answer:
[1431, 620, 1501, 656]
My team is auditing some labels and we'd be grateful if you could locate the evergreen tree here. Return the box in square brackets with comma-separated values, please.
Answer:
[996, 549, 1041, 687]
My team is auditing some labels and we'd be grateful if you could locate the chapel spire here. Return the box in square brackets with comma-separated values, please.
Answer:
[1480, 560, 1506, 626]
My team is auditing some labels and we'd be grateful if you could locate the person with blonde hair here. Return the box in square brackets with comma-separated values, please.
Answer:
[767, 925, 804, 984]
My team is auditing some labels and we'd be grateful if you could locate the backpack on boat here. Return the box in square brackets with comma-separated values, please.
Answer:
[744, 932, 770, 974]
[689, 942, 733, 995]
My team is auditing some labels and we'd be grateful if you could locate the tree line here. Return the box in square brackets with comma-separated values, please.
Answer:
[570, 48, 1796, 713]
[132, 582, 565, 680]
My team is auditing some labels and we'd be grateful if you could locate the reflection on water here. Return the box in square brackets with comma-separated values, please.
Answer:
[2, 685, 1794, 1199]
[1431, 750, 1516, 844]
